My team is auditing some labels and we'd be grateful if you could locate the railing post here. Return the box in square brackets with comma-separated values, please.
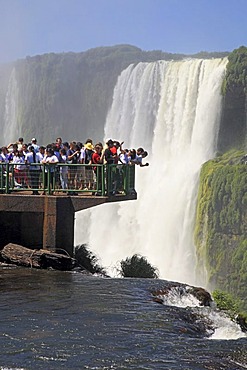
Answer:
[5, 163, 10, 194]
[47, 165, 51, 195]
[0, 164, 3, 191]
[101, 164, 105, 195]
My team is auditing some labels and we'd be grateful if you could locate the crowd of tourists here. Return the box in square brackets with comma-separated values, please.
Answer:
[0, 137, 149, 195]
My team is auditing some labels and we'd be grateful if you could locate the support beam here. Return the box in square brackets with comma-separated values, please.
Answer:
[43, 197, 75, 255]
[0, 192, 137, 256]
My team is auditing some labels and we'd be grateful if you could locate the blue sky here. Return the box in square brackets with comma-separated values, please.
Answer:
[1, 0, 246, 63]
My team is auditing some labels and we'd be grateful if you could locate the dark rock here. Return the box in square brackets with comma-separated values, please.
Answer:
[0, 243, 76, 271]
[151, 283, 213, 307]
[235, 314, 247, 333]
[187, 287, 213, 307]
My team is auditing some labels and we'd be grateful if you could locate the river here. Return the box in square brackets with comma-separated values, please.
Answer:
[0, 267, 246, 369]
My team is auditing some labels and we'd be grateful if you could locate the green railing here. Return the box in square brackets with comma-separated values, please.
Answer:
[0, 163, 136, 196]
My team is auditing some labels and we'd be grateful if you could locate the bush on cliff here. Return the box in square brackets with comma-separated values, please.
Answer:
[74, 244, 106, 275]
[119, 254, 159, 278]
[222, 45, 247, 95]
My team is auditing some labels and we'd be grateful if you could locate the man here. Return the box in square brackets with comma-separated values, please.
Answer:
[31, 138, 40, 153]
[25, 146, 41, 195]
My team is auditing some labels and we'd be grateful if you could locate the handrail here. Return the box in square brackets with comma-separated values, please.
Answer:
[0, 162, 136, 196]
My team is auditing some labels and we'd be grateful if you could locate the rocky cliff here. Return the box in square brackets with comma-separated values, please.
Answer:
[194, 47, 247, 310]
[194, 151, 247, 309]
[0, 44, 228, 146]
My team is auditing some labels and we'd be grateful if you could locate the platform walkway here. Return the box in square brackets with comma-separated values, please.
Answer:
[0, 163, 137, 255]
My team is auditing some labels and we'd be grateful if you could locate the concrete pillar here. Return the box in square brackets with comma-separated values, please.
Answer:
[43, 197, 75, 256]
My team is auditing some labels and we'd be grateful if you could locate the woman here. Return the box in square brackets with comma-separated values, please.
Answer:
[41, 148, 58, 194]
[91, 143, 104, 194]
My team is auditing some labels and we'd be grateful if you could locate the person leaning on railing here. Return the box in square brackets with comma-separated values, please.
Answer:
[12, 149, 27, 187]
[25, 145, 42, 195]
[41, 148, 59, 194]
[91, 142, 104, 195]
[67, 142, 80, 193]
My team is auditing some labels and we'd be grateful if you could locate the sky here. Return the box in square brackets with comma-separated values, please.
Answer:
[1, 0, 247, 63]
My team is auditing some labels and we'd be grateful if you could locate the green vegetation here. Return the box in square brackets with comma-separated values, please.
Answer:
[119, 254, 159, 278]
[218, 46, 247, 152]
[195, 150, 247, 310]
[212, 289, 241, 317]
[74, 244, 106, 275]
[222, 46, 247, 95]
[212, 289, 247, 331]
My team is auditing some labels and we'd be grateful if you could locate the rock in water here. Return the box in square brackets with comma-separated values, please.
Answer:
[0, 243, 75, 271]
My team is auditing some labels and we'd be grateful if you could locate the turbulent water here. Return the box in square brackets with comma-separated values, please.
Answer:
[75, 58, 227, 285]
[0, 268, 246, 370]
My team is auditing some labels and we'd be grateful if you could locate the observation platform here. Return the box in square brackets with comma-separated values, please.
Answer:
[0, 163, 137, 256]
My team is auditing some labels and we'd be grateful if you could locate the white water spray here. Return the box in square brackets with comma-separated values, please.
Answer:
[3, 68, 19, 146]
[155, 285, 246, 340]
[75, 58, 227, 285]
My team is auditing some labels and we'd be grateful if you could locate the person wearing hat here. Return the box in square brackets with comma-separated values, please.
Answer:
[31, 138, 40, 153]
[67, 142, 81, 194]
[84, 140, 94, 190]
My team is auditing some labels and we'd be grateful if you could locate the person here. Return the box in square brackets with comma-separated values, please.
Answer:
[17, 137, 24, 151]
[30, 138, 40, 153]
[41, 148, 59, 194]
[37, 146, 46, 189]
[84, 141, 94, 190]
[0, 147, 8, 163]
[55, 137, 63, 151]
[67, 142, 80, 193]
[21, 143, 29, 157]
[77, 143, 86, 190]
[91, 143, 104, 194]
[12, 150, 26, 187]
[119, 148, 130, 165]
[139, 151, 149, 167]
[59, 148, 68, 191]
[25, 146, 41, 195]
[6, 143, 18, 162]
[104, 139, 116, 164]
[130, 148, 149, 167]
[104, 139, 118, 195]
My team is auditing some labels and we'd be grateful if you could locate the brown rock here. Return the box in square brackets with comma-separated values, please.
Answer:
[0, 243, 75, 271]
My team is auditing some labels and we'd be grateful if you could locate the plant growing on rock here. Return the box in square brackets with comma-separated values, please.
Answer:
[74, 244, 106, 275]
[119, 254, 159, 278]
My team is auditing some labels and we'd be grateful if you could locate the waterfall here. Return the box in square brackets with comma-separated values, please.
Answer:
[3, 68, 19, 146]
[75, 58, 227, 285]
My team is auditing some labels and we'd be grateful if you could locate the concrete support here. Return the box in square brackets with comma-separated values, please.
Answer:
[0, 192, 137, 256]
[43, 197, 75, 255]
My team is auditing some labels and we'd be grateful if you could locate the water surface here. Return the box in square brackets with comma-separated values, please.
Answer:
[0, 268, 246, 369]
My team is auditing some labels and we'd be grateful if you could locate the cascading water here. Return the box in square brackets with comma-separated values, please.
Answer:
[3, 68, 19, 146]
[75, 58, 228, 285]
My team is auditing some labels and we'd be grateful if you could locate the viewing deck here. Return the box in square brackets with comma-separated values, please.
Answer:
[0, 163, 137, 255]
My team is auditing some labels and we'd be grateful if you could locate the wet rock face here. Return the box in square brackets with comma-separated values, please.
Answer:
[151, 282, 213, 307]
[187, 287, 213, 307]
[151, 282, 215, 337]
[236, 314, 247, 333]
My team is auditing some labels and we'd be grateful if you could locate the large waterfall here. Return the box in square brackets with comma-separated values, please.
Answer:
[75, 58, 227, 285]
[3, 68, 19, 146]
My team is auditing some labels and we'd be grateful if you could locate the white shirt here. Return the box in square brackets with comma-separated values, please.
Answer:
[25, 152, 41, 171]
[42, 154, 58, 172]
[12, 155, 25, 170]
[80, 148, 85, 163]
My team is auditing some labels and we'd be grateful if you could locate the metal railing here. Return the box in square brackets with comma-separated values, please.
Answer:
[0, 163, 136, 196]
